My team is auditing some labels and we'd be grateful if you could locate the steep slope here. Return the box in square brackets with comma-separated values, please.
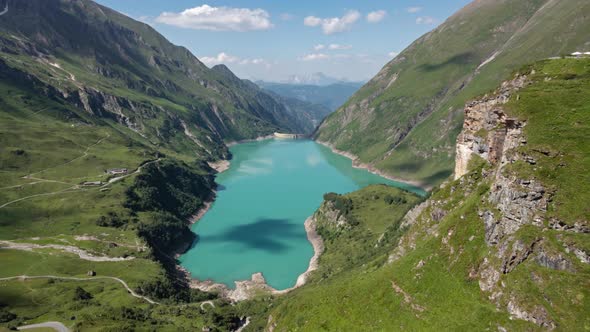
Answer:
[262, 91, 332, 130]
[211, 65, 324, 133]
[314, 0, 590, 188]
[269, 58, 589, 330]
[0, 0, 313, 160]
[0, 0, 315, 329]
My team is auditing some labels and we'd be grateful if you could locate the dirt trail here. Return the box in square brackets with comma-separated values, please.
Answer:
[17, 321, 69, 332]
[0, 275, 158, 305]
[0, 240, 135, 262]
[200, 300, 215, 311]
[0, 134, 112, 209]
[0, 185, 79, 209]
[26, 134, 111, 178]
[0, 155, 160, 210]
[103, 158, 161, 186]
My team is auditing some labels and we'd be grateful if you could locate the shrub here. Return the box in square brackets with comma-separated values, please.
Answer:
[96, 211, 126, 228]
[0, 307, 16, 323]
[74, 286, 93, 301]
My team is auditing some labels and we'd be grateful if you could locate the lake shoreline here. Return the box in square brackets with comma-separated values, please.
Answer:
[208, 160, 231, 173]
[178, 140, 325, 300]
[178, 137, 407, 301]
[179, 216, 324, 302]
[315, 140, 432, 192]
[173, 160, 231, 258]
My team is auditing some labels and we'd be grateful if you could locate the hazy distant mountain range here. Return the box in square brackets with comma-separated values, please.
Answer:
[275, 72, 363, 86]
[257, 80, 363, 112]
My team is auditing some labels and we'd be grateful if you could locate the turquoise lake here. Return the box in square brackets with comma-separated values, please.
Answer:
[179, 139, 425, 290]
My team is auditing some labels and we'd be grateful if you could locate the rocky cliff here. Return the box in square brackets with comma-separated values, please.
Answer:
[389, 59, 589, 329]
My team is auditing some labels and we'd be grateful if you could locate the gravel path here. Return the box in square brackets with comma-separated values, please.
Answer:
[17, 321, 69, 332]
[0, 240, 135, 262]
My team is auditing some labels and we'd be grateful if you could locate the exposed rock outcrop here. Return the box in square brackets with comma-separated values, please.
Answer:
[454, 74, 528, 179]
[387, 71, 589, 330]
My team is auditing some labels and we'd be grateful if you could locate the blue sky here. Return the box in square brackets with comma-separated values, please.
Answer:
[95, 0, 471, 82]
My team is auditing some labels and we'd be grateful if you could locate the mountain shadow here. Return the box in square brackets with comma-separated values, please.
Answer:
[199, 218, 303, 253]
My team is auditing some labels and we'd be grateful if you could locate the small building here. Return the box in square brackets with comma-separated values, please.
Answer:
[87, 270, 96, 276]
[106, 168, 128, 175]
[274, 132, 307, 139]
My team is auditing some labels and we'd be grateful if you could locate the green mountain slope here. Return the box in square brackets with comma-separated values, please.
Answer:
[314, 0, 590, 188]
[211, 64, 328, 133]
[270, 58, 590, 331]
[0, 0, 316, 329]
[0, 0, 314, 159]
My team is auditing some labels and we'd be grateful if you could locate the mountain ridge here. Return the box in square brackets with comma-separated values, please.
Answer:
[314, 0, 590, 188]
[0, 0, 318, 159]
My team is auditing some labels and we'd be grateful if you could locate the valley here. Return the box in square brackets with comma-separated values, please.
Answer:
[0, 0, 588, 331]
[179, 139, 423, 292]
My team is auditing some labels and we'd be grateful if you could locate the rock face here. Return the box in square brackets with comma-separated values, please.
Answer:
[392, 71, 588, 329]
[454, 75, 528, 179]
[316, 200, 352, 229]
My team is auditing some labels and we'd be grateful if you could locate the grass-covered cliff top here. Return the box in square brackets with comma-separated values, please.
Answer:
[505, 58, 590, 226]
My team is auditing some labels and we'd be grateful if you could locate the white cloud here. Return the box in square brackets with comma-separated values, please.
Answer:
[388, 51, 399, 57]
[367, 10, 386, 23]
[328, 44, 352, 50]
[200, 52, 269, 67]
[313, 44, 352, 51]
[407, 7, 423, 13]
[303, 10, 360, 35]
[239, 58, 268, 65]
[250, 58, 266, 65]
[200, 52, 239, 66]
[155, 5, 273, 32]
[299, 53, 330, 61]
[416, 16, 437, 25]
[303, 16, 322, 27]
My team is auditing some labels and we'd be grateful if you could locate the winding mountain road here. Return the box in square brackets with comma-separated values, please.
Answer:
[17, 321, 69, 332]
[0, 275, 159, 305]
[0, 240, 135, 262]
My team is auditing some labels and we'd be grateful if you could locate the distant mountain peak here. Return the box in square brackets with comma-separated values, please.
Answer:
[211, 64, 239, 80]
[281, 72, 344, 86]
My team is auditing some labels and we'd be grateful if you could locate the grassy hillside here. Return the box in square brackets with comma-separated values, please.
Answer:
[269, 58, 590, 331]
[0, 0, 312, 329]
[0, 71, 240, 329]
[314, 0, 590, 188]
[0, 0, 316, 158]
[258, 185, 423, 331]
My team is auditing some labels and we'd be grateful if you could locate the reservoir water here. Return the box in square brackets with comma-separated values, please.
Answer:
[179, 139, 425, 290]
